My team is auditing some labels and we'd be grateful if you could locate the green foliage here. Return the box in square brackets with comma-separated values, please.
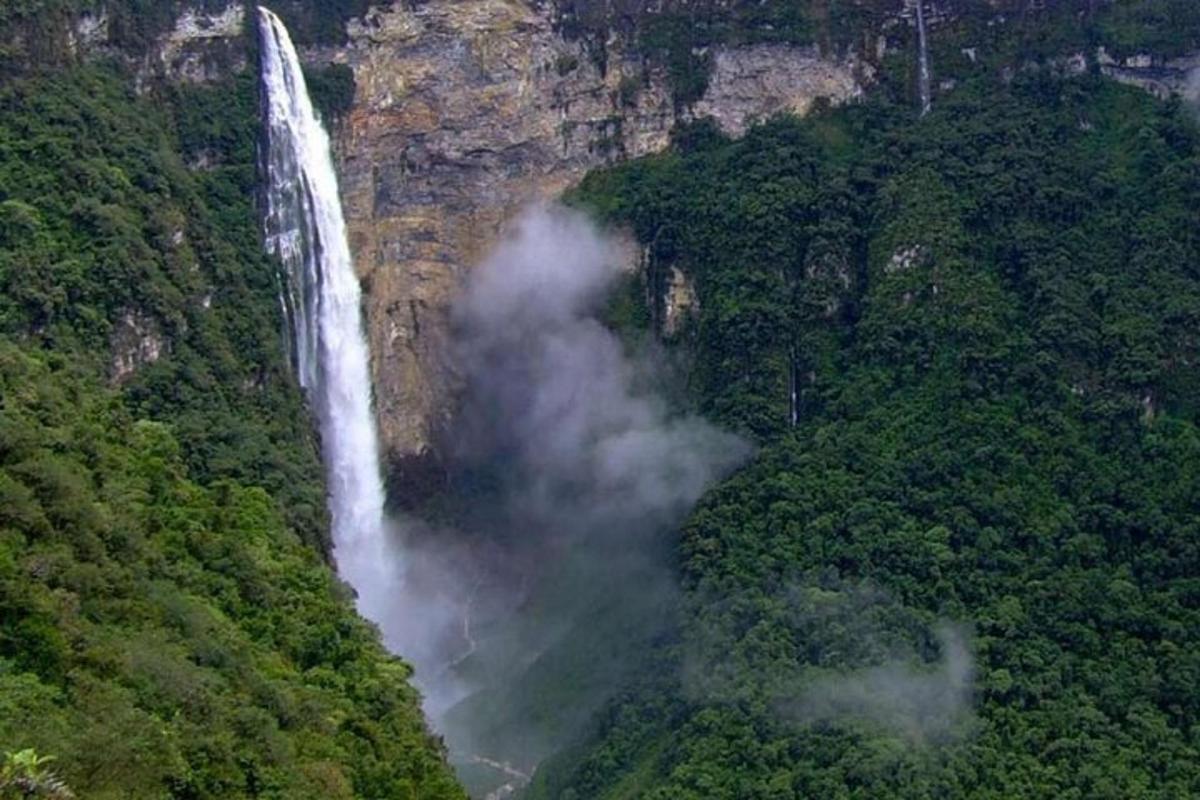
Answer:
[0, 0, 228, 71]
[545, 68, 1200, 798]
[557, 0, 895, 103]
[638, 16, 714, 107]
[0, 749, 75, 800]
[1096, 0, 1200, 57]
[304, 63, 357, 124]
[266, 0, 372, 46]
[563, 0, 1200, 106]
[0, 65, 464, 799]
[0, 66, 328, 549]
[0, 0, 371, 76]
[0, 347, 462, 799]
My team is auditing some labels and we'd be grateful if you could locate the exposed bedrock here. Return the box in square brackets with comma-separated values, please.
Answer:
[311, 0, 869, 496]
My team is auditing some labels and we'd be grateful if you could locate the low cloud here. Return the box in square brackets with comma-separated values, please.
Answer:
[684, 579, 976, 745]
[784, 623, 975, 743]
[1187, 65, 1200, 110]
[374, 205, 750, 779]
[451, 205, 750, 531]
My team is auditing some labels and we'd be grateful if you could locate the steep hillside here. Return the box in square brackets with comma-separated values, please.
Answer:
[0, 64, 462, 800]
[6, 1, 1199, 505]
[528, 64, 1200, 798]
[2, 2, 1200, 799]
[283, 0, 1200, 504]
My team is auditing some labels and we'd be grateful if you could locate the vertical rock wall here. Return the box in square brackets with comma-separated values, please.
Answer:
[60, 1, 1200, 496]
[316, 0, 868, 487]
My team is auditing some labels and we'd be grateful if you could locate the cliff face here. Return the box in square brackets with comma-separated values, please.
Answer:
[53, 0, 869, 490]
[311, 0, 870, 487]
[1096, 48, 1200, 103]
[69, 3, 248, 85]
[56, 0, 1200, 496]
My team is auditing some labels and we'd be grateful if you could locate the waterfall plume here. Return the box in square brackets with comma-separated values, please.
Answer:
[256, 15, 750, 790]
[257, 6, 399, 625]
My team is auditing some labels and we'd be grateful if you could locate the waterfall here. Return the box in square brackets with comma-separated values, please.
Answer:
[788, 348, 799, 428]
[257, 7, 398, 625]
[915, 0, 933, 116]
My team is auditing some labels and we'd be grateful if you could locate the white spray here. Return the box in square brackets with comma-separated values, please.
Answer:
[257, 7, 400, 626]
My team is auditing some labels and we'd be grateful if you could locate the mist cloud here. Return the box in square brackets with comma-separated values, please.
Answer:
[684, 579, 976, 746]
[380, 205, 750, 783]
[452, 205, 750, 530]
[785, 623, 975, 743]
[1187, 64, 1200, 110]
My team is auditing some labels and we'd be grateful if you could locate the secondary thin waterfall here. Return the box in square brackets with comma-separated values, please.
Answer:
[257, 7, 398, 625]
[915, 0, 932, 116]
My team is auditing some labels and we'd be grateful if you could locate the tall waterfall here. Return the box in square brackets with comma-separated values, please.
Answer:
[257, 7, 398, 625]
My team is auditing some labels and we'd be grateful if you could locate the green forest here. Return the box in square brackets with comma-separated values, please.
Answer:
[530, 56, 1200, 800]
[2, 1, 1200, 799]
[0, 66, 462, 800]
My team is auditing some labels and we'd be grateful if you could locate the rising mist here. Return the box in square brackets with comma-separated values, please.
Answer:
[374, 206, 750, 787]
[786, 623, 975, 743]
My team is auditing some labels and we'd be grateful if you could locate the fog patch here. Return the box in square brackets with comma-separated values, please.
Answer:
[683, 578, 976, 745]
[783, 623, 975, 744]
[377, 205, 750, 790]
[450, 206, 747, 530]
[1187, 64, 1200, 111]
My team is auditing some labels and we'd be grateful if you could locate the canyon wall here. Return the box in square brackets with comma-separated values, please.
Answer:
[310, 1, 870, 490]
[69, 3, 248, 84]
[1096, 48, 1200, 103]
[53, 0, 866, 493]
[59, 0, 1200, 496]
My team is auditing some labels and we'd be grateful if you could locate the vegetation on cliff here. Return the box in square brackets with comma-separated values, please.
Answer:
[533, 64, 1200, 798]
[0, 0, 370, 76]
[0, 65, 462, 799]
[2, 3, 1199, 799]
[557, 0, 1200, 103]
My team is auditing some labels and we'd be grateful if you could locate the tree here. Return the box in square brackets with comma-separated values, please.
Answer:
[0, 750, 74, 800]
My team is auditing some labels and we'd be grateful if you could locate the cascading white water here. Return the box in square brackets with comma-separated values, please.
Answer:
[915, 0, 932, 116]
[257, 6, 399, 625]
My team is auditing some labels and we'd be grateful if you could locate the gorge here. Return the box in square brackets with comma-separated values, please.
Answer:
[3, 1, 1200, 799]
[259, 10, 750, 791]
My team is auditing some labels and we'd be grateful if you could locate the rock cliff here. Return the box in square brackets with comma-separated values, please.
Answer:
[70, 3, 248, 85]
[56, 0, 1200, 498]
[310, 0, 869, 490]
[1096, 47, 1200, 103]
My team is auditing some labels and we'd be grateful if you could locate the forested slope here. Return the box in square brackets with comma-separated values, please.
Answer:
[2, 2, 1199, 799]
[533, 67, 1200, 798]
[0, 65, 462, 800]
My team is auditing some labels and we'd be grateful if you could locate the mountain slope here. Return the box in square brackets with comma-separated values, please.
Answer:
[0, 64, 463, 800]
[532, 67, 1200, 799]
